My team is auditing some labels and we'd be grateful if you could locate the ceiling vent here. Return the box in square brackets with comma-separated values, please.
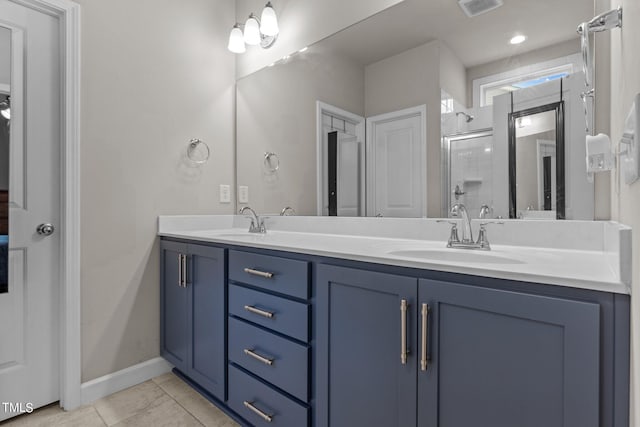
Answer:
[458, 0, 504, 17]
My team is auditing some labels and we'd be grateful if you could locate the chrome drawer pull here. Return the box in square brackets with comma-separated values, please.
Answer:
[421, 303, 430, 371]
[243, 400, 273, 423]
[181, 254, 188, 288]
[177, 254, 183, 287]
[244, 305, 275, 319]
[244, 267, 274, 279]
[244, 348, 274, 366]
[400, 299, 409, 365]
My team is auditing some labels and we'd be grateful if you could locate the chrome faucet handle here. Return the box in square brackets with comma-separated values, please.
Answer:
[475, 221, 504, 249]
[280, 206, 296, 216]
[437, 220, 460, 246]
[479, 204, 491, 219]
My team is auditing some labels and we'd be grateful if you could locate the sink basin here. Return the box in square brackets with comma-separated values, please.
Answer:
[387, 249, 525, 264]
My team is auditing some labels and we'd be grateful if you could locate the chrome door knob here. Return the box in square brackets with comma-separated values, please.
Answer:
[36, 223, 55, 236]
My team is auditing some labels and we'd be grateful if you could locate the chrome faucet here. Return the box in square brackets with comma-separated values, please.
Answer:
[240, 206, 266, 233]
[446, 203, 499, 250]
[450, 203, 473, 244]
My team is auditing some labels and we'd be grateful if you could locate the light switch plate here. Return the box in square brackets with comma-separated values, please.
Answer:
[238, 186, 249, 203]
[219, 184, 231, 203]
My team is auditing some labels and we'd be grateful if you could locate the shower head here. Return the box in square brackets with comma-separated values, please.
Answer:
[456, 112, 474, 123]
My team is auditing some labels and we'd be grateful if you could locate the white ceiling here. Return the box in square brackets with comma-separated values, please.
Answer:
[317, 0, 593, 68]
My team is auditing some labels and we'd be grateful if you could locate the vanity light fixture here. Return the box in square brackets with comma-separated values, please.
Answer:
[510, 34, 527, 45]
[227, 2, 279, 54]
[227, 24, 246, 53]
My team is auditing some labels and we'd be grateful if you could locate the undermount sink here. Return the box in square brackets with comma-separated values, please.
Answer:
[387, 249, 525, 265]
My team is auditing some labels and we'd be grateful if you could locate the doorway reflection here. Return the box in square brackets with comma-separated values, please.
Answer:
[0, 93, 8, 294]
[0, 24, 10, 293]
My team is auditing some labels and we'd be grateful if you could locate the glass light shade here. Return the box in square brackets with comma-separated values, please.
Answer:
[0, 108, 9, 120]
[244, 15, 261, 45]
[228, 26, 246, 53]
[260, 3, 279, 37]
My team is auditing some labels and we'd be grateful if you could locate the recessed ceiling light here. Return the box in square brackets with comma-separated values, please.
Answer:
[510, 35, 527, 45]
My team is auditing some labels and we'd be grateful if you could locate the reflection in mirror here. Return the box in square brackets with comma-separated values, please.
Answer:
[236, 0, 595, 219]
[442, 130, 494, 218]
[509, 104, 564, 219]
[0, 26, 10, 293]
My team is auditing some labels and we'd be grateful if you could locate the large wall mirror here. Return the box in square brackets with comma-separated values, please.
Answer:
[509, 102, 565, 219]
[236, 0, 596, 220]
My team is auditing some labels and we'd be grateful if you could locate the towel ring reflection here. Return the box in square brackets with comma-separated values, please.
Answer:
[264, 152, 279, 172]
[187, 139, 210, 164]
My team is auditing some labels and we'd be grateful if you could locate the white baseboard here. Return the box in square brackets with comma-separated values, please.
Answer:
[81, 357, 173, 405]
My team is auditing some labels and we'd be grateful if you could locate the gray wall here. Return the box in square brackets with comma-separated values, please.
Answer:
[609, 0, 640, 423]
[236, 45, 365, 215]
[75, 0, 236, 382]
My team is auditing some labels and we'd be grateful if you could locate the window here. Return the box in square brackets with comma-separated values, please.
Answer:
[472, 53, 580, 107]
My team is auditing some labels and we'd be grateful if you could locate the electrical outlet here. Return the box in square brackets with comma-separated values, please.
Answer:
[238, 186, 249, 203]
[219, 184, 231, 203]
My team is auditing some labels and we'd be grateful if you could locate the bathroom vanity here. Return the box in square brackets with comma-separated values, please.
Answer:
[159, 216, 631, 427]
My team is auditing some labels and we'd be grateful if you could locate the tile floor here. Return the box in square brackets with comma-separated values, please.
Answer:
[0, 372, 240, 427]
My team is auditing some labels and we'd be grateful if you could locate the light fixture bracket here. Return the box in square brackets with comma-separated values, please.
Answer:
[260, 32, 278, 49]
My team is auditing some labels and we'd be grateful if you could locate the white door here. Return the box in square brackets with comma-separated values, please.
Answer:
[366, 106, 426, 217]
[317, 102, 365, 216]
[336, 134, 361, 216]
[0, 2, 60, 421]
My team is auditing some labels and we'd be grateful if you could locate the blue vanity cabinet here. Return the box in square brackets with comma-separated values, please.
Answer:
[227, 249, 312, 427]
[316, 264, 419, 427]
[160, 241, 189, 372]
[160, 240, 226, 401]
[417, 278, 601, 427]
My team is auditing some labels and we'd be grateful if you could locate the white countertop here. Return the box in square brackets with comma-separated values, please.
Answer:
[158, 215, 632, 295]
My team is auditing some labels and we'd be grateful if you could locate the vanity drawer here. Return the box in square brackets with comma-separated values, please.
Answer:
[229, 284, 309, 342]
[228, 364, 309, 427]
[229, 317, 309, 401]
[229, 250, 309, 299]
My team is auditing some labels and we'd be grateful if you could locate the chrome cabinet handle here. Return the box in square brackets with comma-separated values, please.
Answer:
[244, 305, 275, 319]
[244, 267, 274, 279]
[243, 401, 273, 423]
[421, 303, 430, 371]
[181, 254, 188, 287]
[177, 254, 184, 287]
[400, 299, 408, 365]
[244, 348, 274, 366]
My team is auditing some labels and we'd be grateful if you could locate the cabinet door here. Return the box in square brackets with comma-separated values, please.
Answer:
[316, 265, 418, 427]
[418, 279, 600, 427]
[187, 244, 226, 401]
[160, 241, 189, 371]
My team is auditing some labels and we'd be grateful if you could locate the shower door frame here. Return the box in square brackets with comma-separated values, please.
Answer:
[441, 128, 493, 218]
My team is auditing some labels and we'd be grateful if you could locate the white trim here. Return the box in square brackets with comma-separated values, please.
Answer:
[81, 358, 173, 406]
[315, 101, 365, 216]
[0, 84, 9, 93]
[366, 105, 427, 217]
[472, 53, 581, 107]
[9, 0, 82, 411]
